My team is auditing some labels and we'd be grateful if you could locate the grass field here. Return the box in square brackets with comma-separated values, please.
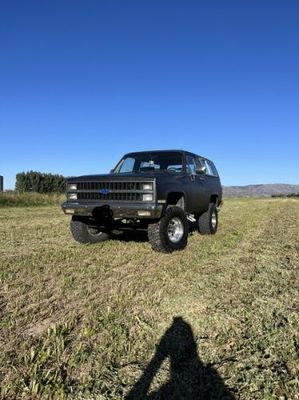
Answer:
[0, 192, 64, 207]
[0, 198, 298, 399]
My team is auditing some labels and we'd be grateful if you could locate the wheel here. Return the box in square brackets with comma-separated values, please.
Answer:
[198, 203, 218, 235]
[70, 218, 110, 244]
[148, 206, 188, 253]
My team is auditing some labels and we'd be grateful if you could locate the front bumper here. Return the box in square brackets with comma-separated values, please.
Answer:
[61, 201, 163, 219]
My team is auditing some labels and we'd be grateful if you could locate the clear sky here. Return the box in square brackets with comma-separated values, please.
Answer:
[0, 0, 298, 189]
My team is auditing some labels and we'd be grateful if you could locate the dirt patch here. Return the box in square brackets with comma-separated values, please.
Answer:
[26, 317, 54, 337]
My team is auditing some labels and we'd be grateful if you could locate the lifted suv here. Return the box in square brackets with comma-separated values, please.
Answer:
[62, 150, 222, 253]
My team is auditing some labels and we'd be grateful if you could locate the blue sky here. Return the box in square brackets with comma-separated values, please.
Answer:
[0, 0, 298, 189]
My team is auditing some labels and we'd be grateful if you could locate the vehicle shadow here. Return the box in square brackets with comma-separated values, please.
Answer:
[112, 221, 198, 244]
[111, 230, 149, 243]
[125, 317, 235, 400]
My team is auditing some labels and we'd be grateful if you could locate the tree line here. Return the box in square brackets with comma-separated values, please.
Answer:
[271, 193, 299, 198]
[15, 171, 66, 193]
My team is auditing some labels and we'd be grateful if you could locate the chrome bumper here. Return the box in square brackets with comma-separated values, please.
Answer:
[61, 201, 163, 219]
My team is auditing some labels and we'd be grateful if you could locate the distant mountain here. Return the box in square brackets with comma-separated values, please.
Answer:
[223, 184, 299, 197]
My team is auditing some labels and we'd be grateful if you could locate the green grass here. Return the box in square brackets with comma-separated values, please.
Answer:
[0, 192, 65, 207]
[0, 198, 298, 399]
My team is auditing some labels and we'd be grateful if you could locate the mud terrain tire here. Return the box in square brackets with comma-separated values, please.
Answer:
[71, 218, 110, 244]
[148, 206, 188, 253]
[198, 204, 218, 235]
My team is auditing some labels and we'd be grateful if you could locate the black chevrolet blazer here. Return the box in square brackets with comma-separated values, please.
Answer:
[62, 150, 222, 252]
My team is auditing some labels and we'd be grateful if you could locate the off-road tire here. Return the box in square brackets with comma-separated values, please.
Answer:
[148, 206, 188, 253]
[70, 218, 110, 244]
[198, 203, 218, 235]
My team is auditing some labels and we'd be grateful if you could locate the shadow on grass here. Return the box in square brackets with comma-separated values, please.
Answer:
[126, 317, 235, 400]
[112, 222, 198, 244]
[112, 230, 149, 243]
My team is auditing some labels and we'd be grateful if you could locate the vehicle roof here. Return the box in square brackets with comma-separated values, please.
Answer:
[123, 149, 210, 160]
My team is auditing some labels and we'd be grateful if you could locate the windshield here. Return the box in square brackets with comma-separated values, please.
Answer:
[114, 152, 184, 174]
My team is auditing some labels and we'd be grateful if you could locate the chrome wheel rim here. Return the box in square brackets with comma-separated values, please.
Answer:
[211, 211, 217, 229]
[87, 226, 103, 237]
[167, 217, 184, 243]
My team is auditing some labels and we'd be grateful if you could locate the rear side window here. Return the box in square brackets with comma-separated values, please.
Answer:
[199, 159, 219, 177]
[208, 161, 219, 177]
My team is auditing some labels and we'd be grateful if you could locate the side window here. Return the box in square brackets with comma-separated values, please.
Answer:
[186, 155, 197, 175]
[119, 157, 135, 173]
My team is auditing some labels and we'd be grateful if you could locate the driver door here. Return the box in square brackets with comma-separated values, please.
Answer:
[185, 155, 207, 213]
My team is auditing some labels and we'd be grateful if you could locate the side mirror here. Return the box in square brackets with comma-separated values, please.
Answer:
[196, 166, 206, 175]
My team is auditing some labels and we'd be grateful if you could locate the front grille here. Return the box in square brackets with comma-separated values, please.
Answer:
[77, 182, 142, 191]
[74, 181, 154, 202]
[77, 192, 142, 201]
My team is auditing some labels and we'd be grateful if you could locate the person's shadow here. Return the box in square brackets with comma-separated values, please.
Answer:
[125, 317, 235, 400]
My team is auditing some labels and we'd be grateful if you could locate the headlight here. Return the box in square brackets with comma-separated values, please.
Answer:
[142, 194, 153, 202]
[67, 183, 77, 191]
[68, 193, 78, 200]
[142, 183, 153, 191]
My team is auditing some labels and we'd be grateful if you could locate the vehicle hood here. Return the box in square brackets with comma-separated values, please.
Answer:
[67, 172, 170, 182]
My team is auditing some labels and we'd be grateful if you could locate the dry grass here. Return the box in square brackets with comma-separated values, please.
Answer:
[0, 198, 298, 399]
[0, 192, 65, 207]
